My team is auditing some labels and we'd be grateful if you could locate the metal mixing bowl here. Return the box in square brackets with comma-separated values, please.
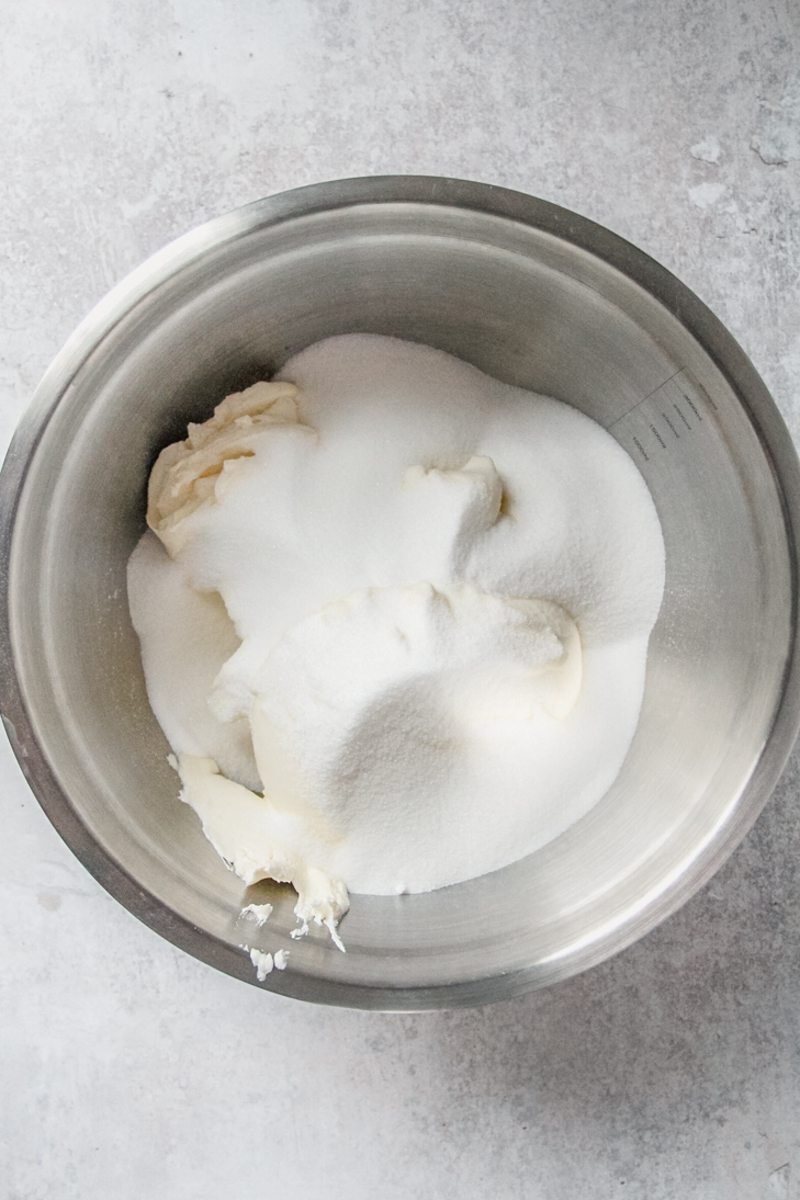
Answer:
[2, 177, 799, 1009]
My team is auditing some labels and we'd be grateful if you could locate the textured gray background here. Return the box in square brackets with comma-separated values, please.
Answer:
[2, 1, 799, 1197]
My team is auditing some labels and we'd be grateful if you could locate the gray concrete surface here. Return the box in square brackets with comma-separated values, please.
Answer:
[1, 1, 799, 1197]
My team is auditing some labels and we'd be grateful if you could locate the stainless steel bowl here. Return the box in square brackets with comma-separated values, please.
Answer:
[2, 177, 799, 1010]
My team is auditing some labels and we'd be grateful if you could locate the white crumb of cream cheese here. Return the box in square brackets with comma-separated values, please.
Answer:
[249, 948, 273, 981]
[240, 902, 273, 927]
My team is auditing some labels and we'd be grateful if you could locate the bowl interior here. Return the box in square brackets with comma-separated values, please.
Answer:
[6, 185, 795, 1005]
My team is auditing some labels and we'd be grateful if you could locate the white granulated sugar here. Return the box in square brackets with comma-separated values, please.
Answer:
[128, 537, 260, 791]
[128, 333, 665, 932]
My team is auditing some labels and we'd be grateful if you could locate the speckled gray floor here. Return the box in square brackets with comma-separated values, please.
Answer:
[2, 2, 799, 1197]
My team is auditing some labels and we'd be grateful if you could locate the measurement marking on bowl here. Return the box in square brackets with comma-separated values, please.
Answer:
[673, 403, 692, 431]
[609, 368, 719, 464]
[661, 411, 680, 440]
[607, 369, 682, 430]
[649, 422, 667, 449]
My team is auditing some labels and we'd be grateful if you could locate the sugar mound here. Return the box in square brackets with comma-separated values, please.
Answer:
[128, 334, 665, 924]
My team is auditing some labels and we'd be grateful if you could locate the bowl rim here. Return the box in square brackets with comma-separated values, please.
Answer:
[2, 174, 799, 1010]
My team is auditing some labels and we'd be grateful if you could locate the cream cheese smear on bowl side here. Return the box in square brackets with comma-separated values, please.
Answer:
[128, 334, 666, 959]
